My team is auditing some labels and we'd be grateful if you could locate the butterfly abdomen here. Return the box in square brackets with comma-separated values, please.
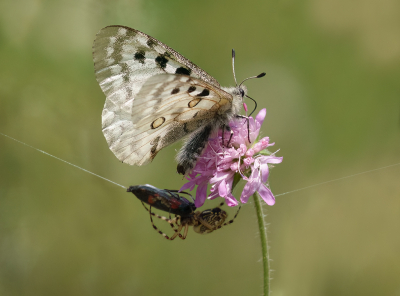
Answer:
[176, 89, 243, 175]
[176, 123, 215, 175]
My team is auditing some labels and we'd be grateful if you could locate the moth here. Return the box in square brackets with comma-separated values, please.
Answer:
[92, 25, 264, 175]
[127, 184, 241, 240]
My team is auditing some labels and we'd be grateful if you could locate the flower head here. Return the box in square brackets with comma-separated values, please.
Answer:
[180, 109, 282, 208]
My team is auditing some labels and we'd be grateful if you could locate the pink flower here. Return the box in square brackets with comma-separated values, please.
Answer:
[180, 109, 282, 208]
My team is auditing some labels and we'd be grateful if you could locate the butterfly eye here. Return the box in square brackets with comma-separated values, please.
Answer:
[239, 88, 245, 97]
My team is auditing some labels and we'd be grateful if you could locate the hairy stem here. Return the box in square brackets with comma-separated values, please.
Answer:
[253, 192, 270, 296]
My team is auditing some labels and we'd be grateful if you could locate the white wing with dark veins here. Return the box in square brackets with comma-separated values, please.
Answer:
[101, 73, 232, 166]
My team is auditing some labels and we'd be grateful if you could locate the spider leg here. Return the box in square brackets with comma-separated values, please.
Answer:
[141, 202, 179, 240]
[142, 201, 181, 234]
[168, 213, 180, 233]
[141, 202, 176, 223]
[174, 216, 187, 240]
[182, 224, 189, 239]
[169, 219, 184, 240]
[216, 202, 225, 208]
[221, 204, 242, 227]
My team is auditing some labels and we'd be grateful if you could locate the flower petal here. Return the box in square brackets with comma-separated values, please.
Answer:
[255, 108, 267, 125]
[240, 182, 254, 203]
[218, 180, 228, 197]
[260, 162, 270, 183]
[258, 184, 275, 206]
[194, 182, 208, 208]
[179, 182, 195, 192]
[263, 156, 283, 164]
[208, 190, 220, 200]
[210, 170, 234, 184]
[240, 176, 260, 205]
[225, 193, 239, 207]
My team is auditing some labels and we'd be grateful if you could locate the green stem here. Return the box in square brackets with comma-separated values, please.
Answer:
[253, 192, 270, 296]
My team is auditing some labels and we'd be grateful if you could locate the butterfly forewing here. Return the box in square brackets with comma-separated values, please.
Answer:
[93, 25, 239, 172]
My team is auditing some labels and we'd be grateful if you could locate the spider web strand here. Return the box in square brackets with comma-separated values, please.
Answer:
[1, 132, 126, 189]
[274, 162, 400, 197]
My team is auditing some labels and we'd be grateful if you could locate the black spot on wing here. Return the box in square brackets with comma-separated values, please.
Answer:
[171, 88, 180, 94]
[175, 67, 192, 75]
[151, 117, 166, 129]
[188, 86, 196, 93]
[188, 98, 201, 108]
[133, 50, 146, 64]
[197, 89, 210, 97]
[146, 39, 157, 48]
[155, 54, 168, 69]
[163, 51, 172, 58]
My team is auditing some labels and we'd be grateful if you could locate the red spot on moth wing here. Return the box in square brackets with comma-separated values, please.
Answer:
[169, 198, 182, 209]
[147, 195, 157, 204]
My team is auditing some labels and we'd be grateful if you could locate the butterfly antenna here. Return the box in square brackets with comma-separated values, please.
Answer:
[246, 95, 258, 117]
[238, 72, 266, 89]
[232, 49, 238, 86]
[239, 72, 265, 116]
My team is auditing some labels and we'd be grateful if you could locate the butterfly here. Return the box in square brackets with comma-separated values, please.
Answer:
[92, 25, 264, 175]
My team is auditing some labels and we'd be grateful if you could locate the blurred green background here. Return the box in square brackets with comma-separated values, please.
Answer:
[1, 0, 399, 295]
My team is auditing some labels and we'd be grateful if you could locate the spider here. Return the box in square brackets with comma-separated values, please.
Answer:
[127, 184, 241, 240]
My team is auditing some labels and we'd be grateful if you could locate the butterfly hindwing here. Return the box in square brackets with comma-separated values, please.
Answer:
[102, 74, 233, 166]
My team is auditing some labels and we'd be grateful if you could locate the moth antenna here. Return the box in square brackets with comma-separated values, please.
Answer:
[232, 49, 238, 86]
[246, 95, 258, 117]
[238, 72, 266, 89]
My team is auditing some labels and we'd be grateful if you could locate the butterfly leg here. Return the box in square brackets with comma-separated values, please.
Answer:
[236, 115, 251, 143]
[221, 125, 234, 148]
[226, 128, 234, 147]
[221, 125, 225, 146]
[246, 118, 250, 142]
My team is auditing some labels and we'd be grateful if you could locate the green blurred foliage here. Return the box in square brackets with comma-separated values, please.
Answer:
[1, 0, 399, 295]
